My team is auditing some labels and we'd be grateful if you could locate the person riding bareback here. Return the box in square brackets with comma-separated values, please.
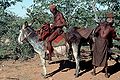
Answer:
[45, 4, 67, 61]
[22, 4, 67, 61]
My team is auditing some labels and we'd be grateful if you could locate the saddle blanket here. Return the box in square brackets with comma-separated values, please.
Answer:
[52, 35, 65, 47]
[77, 28, 93, 39]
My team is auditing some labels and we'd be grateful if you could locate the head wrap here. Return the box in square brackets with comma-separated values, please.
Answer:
[49, 4, 56, 10]
[106, 12, 114, 18]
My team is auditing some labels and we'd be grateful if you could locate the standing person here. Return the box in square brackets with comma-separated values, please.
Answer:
[46, 4, 67, 61]
[91, 21, 120, 78]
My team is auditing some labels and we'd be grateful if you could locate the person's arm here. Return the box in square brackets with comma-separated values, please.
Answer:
[111, 28, 120, 41]
[94, 26, 100, 37]
[112, 31, 120, 41]
[54, 13, 67, 28]
[94, 26, 100, 33]
[113, 37, 120, 41]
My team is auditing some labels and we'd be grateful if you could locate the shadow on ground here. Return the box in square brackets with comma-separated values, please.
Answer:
[47, 59, 93, 77]
[108, 62, 120, 76]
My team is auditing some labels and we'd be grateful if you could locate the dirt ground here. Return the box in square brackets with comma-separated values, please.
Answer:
[0, 54, 120, 80]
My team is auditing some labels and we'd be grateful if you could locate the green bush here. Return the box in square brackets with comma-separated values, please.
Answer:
[0, 16, 35, 60]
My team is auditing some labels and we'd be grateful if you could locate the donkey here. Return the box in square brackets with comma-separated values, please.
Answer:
[18, 22, 72, 78]
[64, 27, 94, 77]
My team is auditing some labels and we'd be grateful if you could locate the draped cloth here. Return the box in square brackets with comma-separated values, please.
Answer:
[92, 36, 109, 67]
[77, 28, 93, 39]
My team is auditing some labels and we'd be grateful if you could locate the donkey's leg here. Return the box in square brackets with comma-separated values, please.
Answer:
[72, 43, 81, 77]
[39, 54, 47, 78]
[66, 43, 73, 60]
[65, 42, 71, 59]
[35, 50, 47, 78]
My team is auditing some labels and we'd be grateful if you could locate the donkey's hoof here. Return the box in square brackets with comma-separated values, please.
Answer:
[75, 75, 79, 78]
[43, 56, 49, 60]
[48, 60, 53, 64]
[91, 72, 96, 76]
[41, 73, 48, 78]
[75, 73, 79, 78]
[105, 73, 110, 78]
[74, 73, 78, 78]
[74, 73, 76, 75]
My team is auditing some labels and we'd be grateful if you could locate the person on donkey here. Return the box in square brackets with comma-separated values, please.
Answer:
[45, 4, 67, 61]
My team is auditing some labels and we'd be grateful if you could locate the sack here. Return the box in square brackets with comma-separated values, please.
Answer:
[36, 23, 51, 40]
[41, 23, 51, 40]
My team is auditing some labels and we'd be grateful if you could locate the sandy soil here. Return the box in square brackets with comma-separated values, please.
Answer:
[0, 54, 120, 80]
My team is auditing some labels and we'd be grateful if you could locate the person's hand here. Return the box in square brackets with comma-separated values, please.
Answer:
[114, 37, 120, 41]
[50, 24, 55, 29]
[118, 38, 120, 41]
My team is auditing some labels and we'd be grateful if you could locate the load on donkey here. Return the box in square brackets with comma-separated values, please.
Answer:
[36, 22, 67, 59]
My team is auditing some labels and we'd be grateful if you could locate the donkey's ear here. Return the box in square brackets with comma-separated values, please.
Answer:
[22, 24, 26, 29]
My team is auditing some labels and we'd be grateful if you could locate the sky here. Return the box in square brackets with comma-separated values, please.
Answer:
[7, 0, 33, 18]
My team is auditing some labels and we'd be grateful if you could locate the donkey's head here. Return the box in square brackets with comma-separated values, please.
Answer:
[18, 22, 32, 44]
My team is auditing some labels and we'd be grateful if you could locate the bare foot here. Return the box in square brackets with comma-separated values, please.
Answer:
[91, 72, 96, 76]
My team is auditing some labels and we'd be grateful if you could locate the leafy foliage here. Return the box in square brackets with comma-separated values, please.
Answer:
[0, 0, 34, 60]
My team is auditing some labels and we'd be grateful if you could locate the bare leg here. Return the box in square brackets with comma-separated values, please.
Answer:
[46, 28, 62, 61]
[91, 66, 96, 76]
[46, 42, 53, 61]
[105, 64, 110, 78]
